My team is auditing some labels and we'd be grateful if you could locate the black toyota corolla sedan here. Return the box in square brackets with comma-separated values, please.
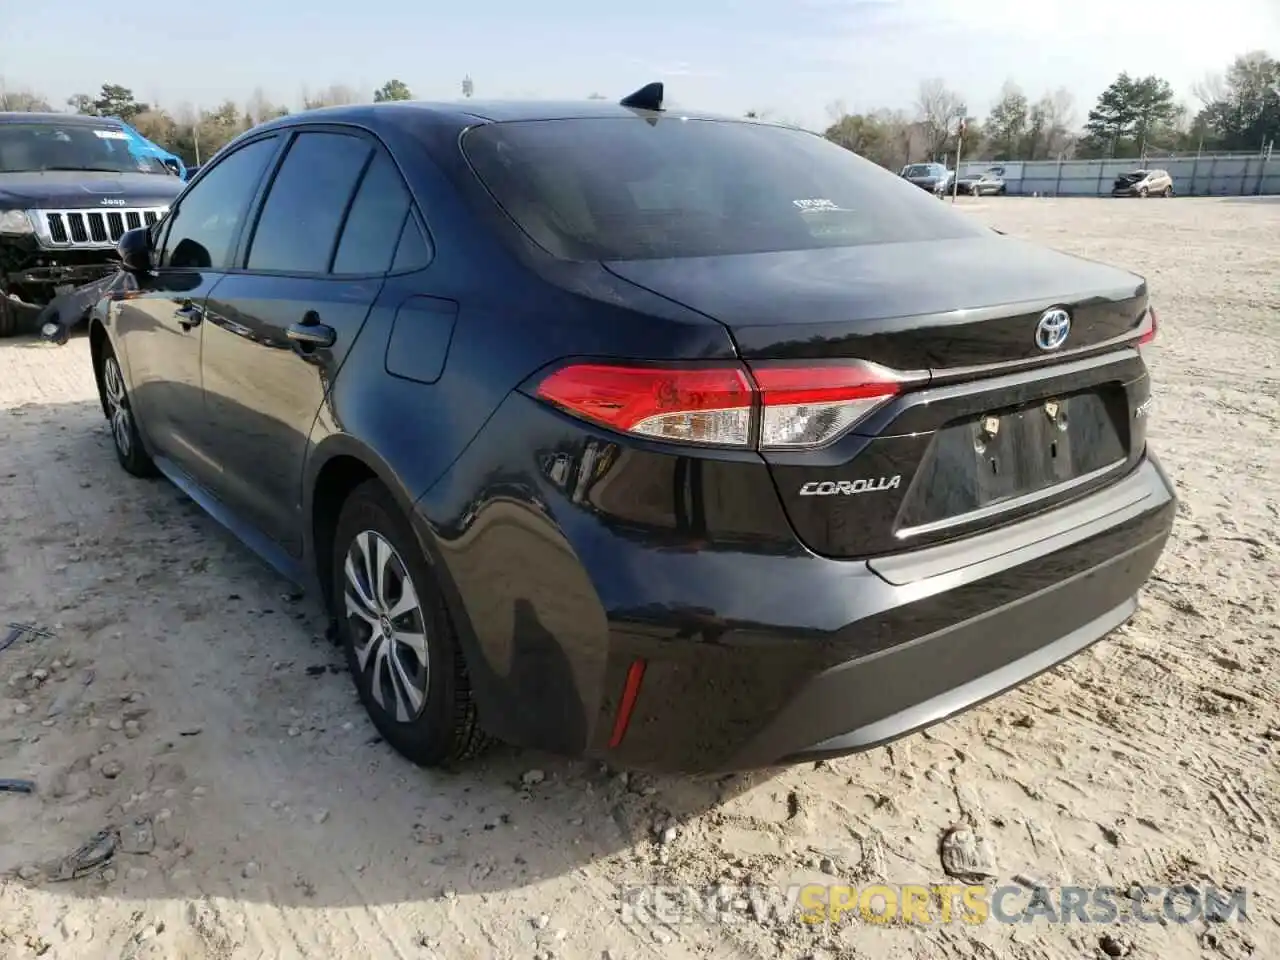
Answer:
[90, 85, 1174, 773]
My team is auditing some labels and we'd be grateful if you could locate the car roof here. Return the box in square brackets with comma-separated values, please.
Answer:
[251, 99, 744, 136]
[0, 112, 123, 126]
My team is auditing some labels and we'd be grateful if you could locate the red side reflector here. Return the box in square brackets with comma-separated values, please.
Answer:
[608, 659, 647, 748]
[1138, 306, 1158, 346]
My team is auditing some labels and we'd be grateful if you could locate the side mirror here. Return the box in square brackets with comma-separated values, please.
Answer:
[117, 227, 152, 274]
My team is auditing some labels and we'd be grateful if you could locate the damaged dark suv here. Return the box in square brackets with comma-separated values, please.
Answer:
[0, 113, 183, 336]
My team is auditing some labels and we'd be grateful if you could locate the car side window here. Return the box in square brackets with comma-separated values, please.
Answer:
[332, 151, 413, 275]
[246, 132, 373, 274]
[391, 215, 432, 273]
[159, 137, 278, 270]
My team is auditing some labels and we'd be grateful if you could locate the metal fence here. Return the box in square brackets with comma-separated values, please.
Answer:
[957, 155, 1278, 197]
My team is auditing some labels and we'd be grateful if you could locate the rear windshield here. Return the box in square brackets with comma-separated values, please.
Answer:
[903, 164, 939, 177]
[462, 119, 984, 261]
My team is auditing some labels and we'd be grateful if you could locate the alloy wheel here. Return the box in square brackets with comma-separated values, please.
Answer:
[343, 529, 430, 722]
[102, 357, 132, 459]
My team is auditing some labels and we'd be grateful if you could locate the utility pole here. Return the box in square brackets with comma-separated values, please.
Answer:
[952, 114, 966, 204]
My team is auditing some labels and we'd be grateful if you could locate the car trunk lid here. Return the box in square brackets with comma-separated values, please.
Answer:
[603, 236, 1147, 368]
[604, 237, 1152, 559]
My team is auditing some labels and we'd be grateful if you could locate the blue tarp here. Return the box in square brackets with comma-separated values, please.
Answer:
[107, 117, 186, 180]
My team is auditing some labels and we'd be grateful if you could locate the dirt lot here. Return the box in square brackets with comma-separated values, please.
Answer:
[0, 197, 1277, 960]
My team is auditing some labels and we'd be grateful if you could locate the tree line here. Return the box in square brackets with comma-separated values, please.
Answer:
[0, 77, 425, 166]
[823, 51, 1277, 172]
[1, 50, 1275, 171]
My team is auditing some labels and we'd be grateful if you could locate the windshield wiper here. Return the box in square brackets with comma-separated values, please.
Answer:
[39, 166, 131, 173]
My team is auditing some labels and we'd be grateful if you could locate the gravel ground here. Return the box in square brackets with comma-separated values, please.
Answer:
[0, 197, 1276, 960]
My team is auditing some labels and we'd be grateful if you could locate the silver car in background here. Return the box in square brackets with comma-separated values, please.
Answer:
[1112, 169, 1175, 197]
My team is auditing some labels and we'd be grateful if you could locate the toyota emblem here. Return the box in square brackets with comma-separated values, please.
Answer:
[1035, 308, 1071, 351]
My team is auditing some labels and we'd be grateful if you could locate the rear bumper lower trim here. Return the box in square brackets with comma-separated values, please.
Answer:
[787, 585, 1135, 760]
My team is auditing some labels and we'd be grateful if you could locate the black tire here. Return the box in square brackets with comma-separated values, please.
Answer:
[98, 340, 158, 477]
[0, 299, 15, 338]
[0, 294, 31, 338]
[1163, 186, 1173, 198]
[1138, 186, 1149, 198]
[332, 480, 488, 767]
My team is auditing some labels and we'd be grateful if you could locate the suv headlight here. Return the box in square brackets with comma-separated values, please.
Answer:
[0, 210, 34, 235]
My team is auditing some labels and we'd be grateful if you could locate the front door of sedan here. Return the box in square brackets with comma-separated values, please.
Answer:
[198, 129, 419, 554]
[112, 135, 282, 484]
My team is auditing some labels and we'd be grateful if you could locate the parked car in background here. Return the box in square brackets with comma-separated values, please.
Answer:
[955, 170, 1007, 196]
[91, 87, 1174, 775]
[0, 112, 182, 337]
[900, 162, 953, 196]
[1112, 169, 1174, 197]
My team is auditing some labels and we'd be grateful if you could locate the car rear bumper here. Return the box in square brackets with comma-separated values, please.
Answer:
[422, 440, 1175, 774]
[605, 455, 1173, 771]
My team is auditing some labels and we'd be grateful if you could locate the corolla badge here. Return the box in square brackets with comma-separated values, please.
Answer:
[1035, 308, 1071, 351]
[100, 198, 127, 206]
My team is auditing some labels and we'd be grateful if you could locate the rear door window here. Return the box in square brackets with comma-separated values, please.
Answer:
[246, 131, 372, 274]
[463, 119, 983, 261]
[391, 216, 432, 273]
[332, 151, 414, 275]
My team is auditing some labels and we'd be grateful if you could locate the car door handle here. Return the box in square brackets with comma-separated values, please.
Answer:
[174, 301, 202, 330]
[287, 318, 336, 348]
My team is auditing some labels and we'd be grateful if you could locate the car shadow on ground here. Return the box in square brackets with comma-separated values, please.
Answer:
[0, 380, 777, 911]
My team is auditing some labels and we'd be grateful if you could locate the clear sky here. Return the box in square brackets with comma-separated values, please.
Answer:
[3, 0, 1277, 129]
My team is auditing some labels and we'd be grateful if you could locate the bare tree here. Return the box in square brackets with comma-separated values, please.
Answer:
[0, 78, 52, 112]
[1192, 72, 1230, 110]
[916, 79, 966, 160]
[245, 87, 288, 126]
[302, 84, 362, 110]
[1043, 87, 1077, 158]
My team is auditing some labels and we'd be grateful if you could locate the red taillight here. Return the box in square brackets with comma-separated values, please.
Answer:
[534, 364, 755, 446]
[751, 361, 906, 450]
[533, 359, 915, 450]
[1137, 306, 1158, 347]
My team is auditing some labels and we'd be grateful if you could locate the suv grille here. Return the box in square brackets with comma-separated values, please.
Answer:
[36, 208, 167, 249]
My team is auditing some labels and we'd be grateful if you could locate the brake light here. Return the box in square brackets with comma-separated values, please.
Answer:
[534, 363, 755, 446]
[1137, 306, 1158, 346]
[533, 360, 912, 449]
[751, 361, 905, 450]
